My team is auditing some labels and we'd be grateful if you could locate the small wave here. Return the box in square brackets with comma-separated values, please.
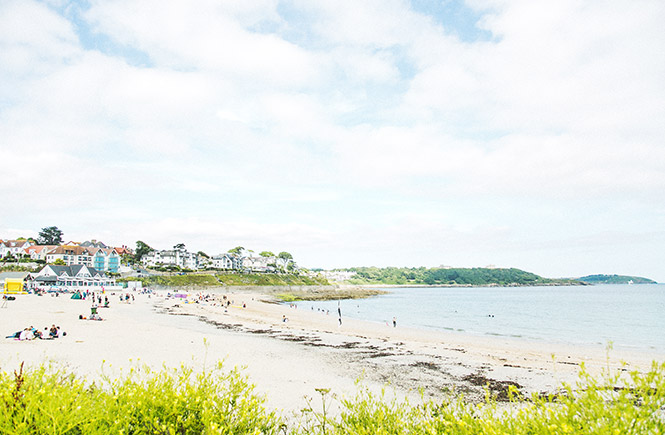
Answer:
[484, 332, 523, 338]
[424, 325, 455, 331]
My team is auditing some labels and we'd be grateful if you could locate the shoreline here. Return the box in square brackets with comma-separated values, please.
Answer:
[164, 290, 663, 400]
[1, 289, 663, 416]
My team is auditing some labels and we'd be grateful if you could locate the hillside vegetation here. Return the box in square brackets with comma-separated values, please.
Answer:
[214, 272, 329, 286]
[120, 272, 330, 288]
[578, 274, 657, 284]
[340, 267, 580, 286]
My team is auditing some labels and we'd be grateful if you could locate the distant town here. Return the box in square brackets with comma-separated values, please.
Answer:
[0, 226, 309, 292]
[0, 226, 299, 274]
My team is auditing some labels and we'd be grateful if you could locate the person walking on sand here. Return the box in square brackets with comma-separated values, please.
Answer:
[393, 317, 397, 328]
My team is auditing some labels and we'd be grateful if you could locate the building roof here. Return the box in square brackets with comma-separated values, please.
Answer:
[115, 246, 133, 255]
[2, 239, 31, 248]
[80, 240, 109, 248]
[24, 245, 56, 254]
[0, 271, 30, 283]
[48, 246, 93, 256]
[39, 264, 105, 278]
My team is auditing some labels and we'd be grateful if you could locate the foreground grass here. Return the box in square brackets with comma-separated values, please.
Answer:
[1, 361, 664, 434]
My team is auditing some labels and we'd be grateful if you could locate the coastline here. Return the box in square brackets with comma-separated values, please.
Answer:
[1, 289, 662, 417]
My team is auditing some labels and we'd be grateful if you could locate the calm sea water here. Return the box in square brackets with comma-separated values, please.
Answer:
[293, 284, 665, 352]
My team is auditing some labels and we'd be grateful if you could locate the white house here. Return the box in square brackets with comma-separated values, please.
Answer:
[32, 264, 116, 289]
[211, 253, 242, 270]
[22, 245, 57, 261]
[142, 247, 200, 270]
[242, 256, 276, 272]
[0, 239, 34, 258]
[46, 245, 94, 267]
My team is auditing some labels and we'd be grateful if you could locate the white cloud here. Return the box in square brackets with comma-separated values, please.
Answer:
[84, 0, 321, 87]
[0, 0, 79, 79]
[1, 0, 664, 280]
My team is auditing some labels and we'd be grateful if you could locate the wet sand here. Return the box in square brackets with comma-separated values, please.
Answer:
[1, 290, 662, 417]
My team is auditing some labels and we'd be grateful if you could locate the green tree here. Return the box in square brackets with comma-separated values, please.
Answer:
[259, 251, 275, 257]
[174, 243, 186, 251]
[38, 226, 63, 245]
[120, 253, 135, 265]
[197, 251, 209, 259]
[228, 246, 244, 255]
[53, 258, 66, 266]
[277, 251, 293, 270]
[135, 241, 154, 262]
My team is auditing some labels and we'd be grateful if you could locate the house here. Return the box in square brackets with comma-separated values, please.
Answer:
[0, 239, 34, 258]
[242, 256, 276, 272]
[22, 245, 57, 261]
[46, 245, 94, 267]
[142, 247, 200, 270]
[114, 245, 133, 257]
[33, 264, 115, 288]
[211, 253, 242, 270]
[91, 248, 120, 273]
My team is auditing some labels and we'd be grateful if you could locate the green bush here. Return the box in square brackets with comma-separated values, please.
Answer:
[298, 362, 665, 434]
[0, 362, 282, 434]
[2, 361, 663, 434]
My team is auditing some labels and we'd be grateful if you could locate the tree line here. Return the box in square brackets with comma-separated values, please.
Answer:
[341, 266, 576, 286]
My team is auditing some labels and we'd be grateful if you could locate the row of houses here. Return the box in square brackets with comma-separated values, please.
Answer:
[1, 237, 296, 275]
[142, 248, 294, 273]
[0, 239, 129, 273]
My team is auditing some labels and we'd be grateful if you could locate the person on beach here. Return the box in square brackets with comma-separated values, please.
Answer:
[19, 328, 34, 340]
[393, 317, 397, 327]
[6, 330, 22, 339]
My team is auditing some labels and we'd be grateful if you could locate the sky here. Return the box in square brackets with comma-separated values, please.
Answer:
[1, 0, 664, 281]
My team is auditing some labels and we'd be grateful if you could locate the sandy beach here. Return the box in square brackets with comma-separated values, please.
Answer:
[1, 289, 663, 417]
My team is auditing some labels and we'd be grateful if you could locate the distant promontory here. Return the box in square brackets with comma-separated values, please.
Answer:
[577, 274, 657, 285]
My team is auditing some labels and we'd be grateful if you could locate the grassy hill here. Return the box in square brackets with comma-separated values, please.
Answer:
[119, 272, 330, 288]
[338, 266, 580, 286]
[578, 274, 657, 284]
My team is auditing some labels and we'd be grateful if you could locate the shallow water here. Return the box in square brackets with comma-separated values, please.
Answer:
[294, 284, 665, 352]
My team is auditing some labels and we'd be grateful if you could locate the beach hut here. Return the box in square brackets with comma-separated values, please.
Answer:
[3, 278, 25, 294]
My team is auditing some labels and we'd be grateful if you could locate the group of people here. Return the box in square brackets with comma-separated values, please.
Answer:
[7, 324, 65, 340]
[119, 293, 134, 303]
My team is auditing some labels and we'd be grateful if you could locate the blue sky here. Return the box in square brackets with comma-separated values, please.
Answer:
[1, 0, 664, 281]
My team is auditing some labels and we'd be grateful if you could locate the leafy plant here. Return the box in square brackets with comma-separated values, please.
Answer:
[2, 360, 663, 434]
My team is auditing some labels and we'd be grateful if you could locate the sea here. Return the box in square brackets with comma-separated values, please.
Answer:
[293, 284, 665, 353]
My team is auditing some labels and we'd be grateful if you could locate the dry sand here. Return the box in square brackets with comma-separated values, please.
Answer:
[1, 289, 663, 417]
